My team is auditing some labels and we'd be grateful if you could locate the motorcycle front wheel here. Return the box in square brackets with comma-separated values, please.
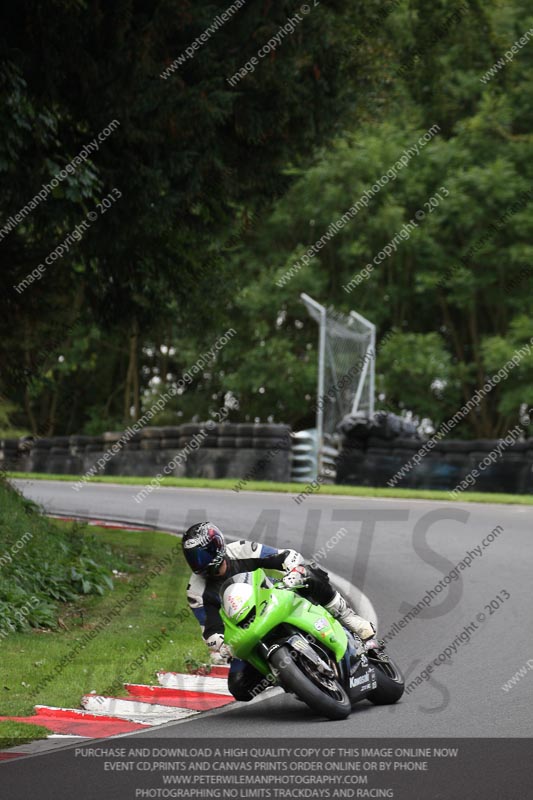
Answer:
[269, 645, 351, 720]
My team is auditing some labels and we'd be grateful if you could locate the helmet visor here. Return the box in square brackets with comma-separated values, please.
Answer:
[193, 538, 225, 576]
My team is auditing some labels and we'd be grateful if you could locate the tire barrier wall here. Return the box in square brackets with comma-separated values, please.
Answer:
[337, 435, 533, 494]
[0, 424, 292, 483]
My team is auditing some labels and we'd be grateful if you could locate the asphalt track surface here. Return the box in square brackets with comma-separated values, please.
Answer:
[14, 478, 533, 738]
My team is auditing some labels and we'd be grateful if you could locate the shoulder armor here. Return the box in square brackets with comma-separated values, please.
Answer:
[226, 539, 269, 559]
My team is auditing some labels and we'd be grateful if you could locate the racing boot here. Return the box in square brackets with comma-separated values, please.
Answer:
[364, 636, 389, 662]
[325, 591, 376, 641]
[210, 650, 231, 666]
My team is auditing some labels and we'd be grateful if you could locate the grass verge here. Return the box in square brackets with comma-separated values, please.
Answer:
[0, 478, 121, 633]
[7, 471, 533, 505]
[1, 523, 207, 721]
[0, 721, 51, 749]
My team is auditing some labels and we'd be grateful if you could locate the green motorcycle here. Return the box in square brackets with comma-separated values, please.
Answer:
[220, 568, 404, 720]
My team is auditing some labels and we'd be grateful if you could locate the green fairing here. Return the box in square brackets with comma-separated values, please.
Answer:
[220, 569, 348, 677]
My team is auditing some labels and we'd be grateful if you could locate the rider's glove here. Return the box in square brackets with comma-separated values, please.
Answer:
[283, 564, 308, 589]
[281, 549, 305, 573]
[205, 633, 232, 659]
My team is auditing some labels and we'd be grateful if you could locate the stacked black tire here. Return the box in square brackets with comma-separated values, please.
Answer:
[8, 423, 292, 483]
[337, 413, 533, 494]
[0, 438, 23, 471]
[177, 423, 292, 481]
[337, 412, 420, 488]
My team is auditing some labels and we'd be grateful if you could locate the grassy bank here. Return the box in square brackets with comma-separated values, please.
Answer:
[8, 471, 533, 505]
[0, 481, 206, 747]
[1, 524, 206, 720]
[0, 480, 119, 635]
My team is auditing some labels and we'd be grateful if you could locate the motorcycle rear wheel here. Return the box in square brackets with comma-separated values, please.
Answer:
[367, 655, 404, 705]
[269, 645, 351, 720]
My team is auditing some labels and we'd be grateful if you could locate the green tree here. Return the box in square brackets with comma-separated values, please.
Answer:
[1, 0, 373, 433]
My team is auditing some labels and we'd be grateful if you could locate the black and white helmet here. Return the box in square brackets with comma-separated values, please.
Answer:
[182, 522, 226, 576]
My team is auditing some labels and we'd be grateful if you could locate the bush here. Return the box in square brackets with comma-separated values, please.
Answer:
[0, 478, 117, 632]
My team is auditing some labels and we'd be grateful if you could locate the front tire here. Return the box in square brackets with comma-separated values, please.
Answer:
[269, 645, 351, 720]
[367, 655, 404, 705]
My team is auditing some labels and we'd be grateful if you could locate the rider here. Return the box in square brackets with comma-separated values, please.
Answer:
[183, 522, 379, 702]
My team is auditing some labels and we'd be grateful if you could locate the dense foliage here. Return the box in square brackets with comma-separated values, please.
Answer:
[0, 479, 116, 631]
[1, 0, 532, 438]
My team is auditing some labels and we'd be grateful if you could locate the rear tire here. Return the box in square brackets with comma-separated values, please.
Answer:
[367, 656, 404, 705]
[269, 645, 351, 720]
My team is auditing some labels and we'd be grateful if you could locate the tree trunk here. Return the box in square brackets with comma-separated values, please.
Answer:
[467, 305, 486, 437]
[123, 320, 140, 423]
[23, 385, 37, 437]
[23, 321, 38, 436]
[105, 381, 124, 417]
[123, 346, 133, 423]
[131, 320, 140, 420]
[47, 388, 59, 436]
